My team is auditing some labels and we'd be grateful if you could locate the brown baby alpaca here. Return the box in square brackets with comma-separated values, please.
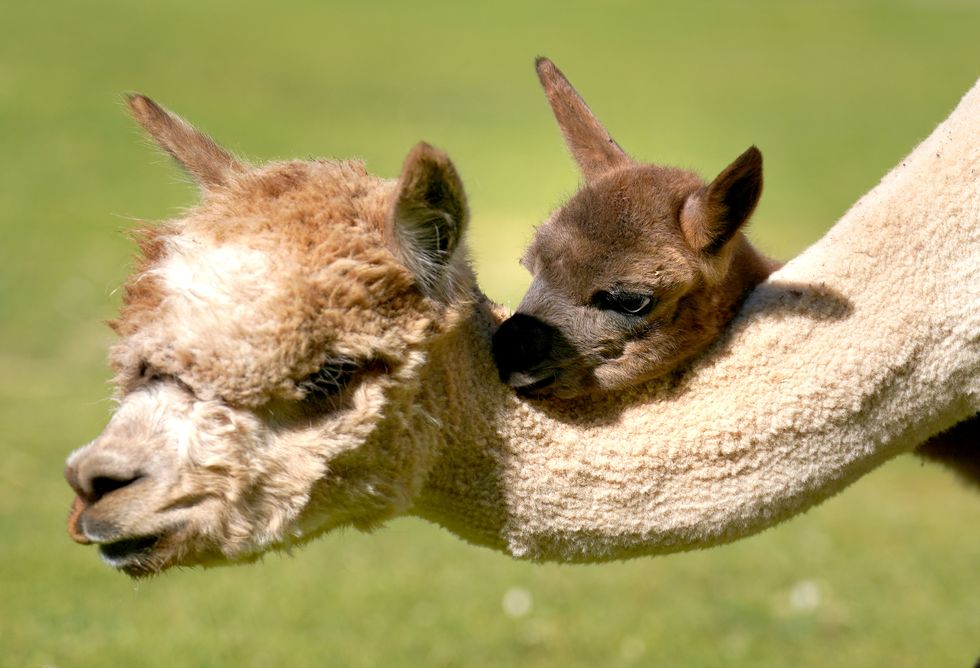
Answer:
[493, 58, 780, 398]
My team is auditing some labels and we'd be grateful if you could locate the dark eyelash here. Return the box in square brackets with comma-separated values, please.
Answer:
[591, 290, 656, 317]
[136, 361, 195, 395]
[299, 360, 361, 402]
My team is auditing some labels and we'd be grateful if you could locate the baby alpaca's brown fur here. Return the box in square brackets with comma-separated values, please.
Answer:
[494, 59, 978, 487]
[494, 59, 778, 398]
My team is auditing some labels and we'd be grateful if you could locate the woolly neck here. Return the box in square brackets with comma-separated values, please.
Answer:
[405, 79, 979, 562]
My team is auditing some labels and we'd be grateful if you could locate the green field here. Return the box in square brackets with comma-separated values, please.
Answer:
[2, 1, 978, 666]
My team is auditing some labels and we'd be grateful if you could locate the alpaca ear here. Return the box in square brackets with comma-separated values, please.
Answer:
[680, 146, 763, 254]
[390, 142, 469, 300]
[126, 94, 244, 191]
[535, 57, 632, 181]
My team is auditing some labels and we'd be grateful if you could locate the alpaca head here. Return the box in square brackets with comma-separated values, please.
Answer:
[493, 58, 766, 398]
[64, 95, 471, 576]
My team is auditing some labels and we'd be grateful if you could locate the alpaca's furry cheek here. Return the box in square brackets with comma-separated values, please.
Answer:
[175, 402, 267, 473]
[588, 334, 687, 391]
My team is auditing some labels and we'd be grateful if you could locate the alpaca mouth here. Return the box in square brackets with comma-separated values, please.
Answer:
[513, 373, 558, 398]
[67, 494, 164, 571]
[98, 534, 160, 566]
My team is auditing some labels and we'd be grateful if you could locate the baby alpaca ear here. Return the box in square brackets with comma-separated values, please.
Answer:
[126, 94, 244, 191]
[390, 142, 469, 300]
[681, 146, 763, 254]
[535, 57, 632, 181]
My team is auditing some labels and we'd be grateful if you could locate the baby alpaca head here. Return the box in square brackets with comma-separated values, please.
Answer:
[493, 58, 769, 398]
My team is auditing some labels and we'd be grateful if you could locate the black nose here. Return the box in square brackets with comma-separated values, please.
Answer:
[492, 313, 556, 380]
[65, 459, 142, 504]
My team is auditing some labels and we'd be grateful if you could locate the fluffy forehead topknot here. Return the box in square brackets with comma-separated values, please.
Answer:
[187, 159, 391, 250]
[113, 158, 409, 339]
[108, 156, 436, 406]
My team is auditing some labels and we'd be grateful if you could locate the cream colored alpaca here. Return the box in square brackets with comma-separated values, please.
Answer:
[65, 81, 978, 576]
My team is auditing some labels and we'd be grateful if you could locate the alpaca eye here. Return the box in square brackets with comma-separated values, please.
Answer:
[615, 294, 652, 314]
[299, 360, 360, 402]
[137, 360, 161, 382]
[592, 291, 655, 316]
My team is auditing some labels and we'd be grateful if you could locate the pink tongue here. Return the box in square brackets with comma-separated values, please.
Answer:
[67, 496, 92, 545]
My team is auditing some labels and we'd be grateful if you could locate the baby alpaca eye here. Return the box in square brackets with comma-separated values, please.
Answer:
[593, 291, 655, 316]
[615, 294, 652, 314]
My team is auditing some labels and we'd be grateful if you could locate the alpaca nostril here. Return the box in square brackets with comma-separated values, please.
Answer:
[492, 313, 556, 378]
[89, 474, 142, 503]
[66, 450, 146, 504]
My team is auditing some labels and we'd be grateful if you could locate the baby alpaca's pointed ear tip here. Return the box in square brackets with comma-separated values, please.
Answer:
[739, 146, 763, 171]
[535, 57, 563, 85]
[125, 93, 162, 119]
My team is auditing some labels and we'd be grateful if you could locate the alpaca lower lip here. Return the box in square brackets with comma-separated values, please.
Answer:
[98, 535, 159, 565]
[514, 374, 558, 397]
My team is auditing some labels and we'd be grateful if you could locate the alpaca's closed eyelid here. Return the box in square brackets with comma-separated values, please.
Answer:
[135, 362, 196, 399]
[299, 359, 361, 401]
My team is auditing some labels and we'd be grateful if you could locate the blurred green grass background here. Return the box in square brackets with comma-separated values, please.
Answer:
[1, 1, 978, 666]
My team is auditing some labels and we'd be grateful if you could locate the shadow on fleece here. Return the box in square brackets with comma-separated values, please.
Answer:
[524, 280, 854, 426]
